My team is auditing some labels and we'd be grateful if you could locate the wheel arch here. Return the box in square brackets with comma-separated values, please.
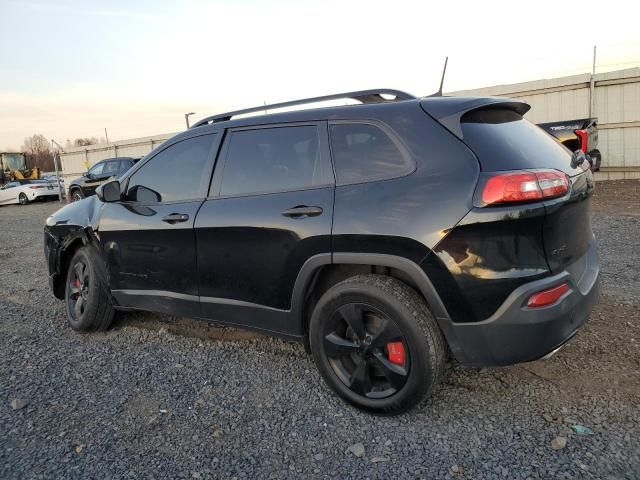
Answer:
[69, 186, 83, 199]
[50, 227, 101, 300]
[293, 253, 452, 349]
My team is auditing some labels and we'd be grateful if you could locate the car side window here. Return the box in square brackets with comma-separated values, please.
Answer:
[126, 134, 216, 203]
[329, 123, 412, 184]
[219, 125, 330, 196]
[88, 162, 105, 176]
[4, 181, 19, 189]
[104, 161, 120, 175]
[119, 160, 133, 173]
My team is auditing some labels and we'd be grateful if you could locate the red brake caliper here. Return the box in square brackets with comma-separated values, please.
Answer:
[387, 341, 405, 365]
[75, 279, 81, 288]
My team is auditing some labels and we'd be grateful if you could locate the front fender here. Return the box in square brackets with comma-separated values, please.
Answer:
[44, 197, 105, 299]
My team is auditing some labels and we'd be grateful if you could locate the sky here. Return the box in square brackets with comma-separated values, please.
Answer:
[1, 0, 639, 150]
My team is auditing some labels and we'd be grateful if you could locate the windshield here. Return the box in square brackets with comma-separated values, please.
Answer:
[88, 162, 104, 175]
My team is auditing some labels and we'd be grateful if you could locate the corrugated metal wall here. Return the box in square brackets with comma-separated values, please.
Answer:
[449, 68, 640, 180]
[59, 133, 176, 187]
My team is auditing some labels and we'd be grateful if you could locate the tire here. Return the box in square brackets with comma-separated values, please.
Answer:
[64, 246, 115, 332]
[309, 274, 446, 414]
[71, 189, 84, 202]
[18, 193, 29, 205]
[590, 149, 602, 172]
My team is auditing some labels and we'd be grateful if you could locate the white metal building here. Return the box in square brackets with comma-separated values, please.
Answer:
[59, 68, 640, 185]
[58, 132, 176, 186]
[449, 67, 640, 180]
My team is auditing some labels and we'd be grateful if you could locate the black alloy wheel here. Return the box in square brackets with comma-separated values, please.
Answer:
[323, 302, 409, 399]
[310, 274, 446, 414]
[67, 259, 90, 321]
[18, 193, 29, 205]
[64, 246, 115, 332]
[72, 190, 83, 202]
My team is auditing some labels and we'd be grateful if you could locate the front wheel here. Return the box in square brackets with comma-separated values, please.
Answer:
[18, 193, 29, 205]
[71, 189, 84, 202]
[309, 274, 446, 414]
[65, 246, 115, 332]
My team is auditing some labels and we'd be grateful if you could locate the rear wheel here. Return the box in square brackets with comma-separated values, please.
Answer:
[18, 193, 29, 205]
[309, 274, 446, 414]
[65, 246, 115, 331]
[71, 189, 84, 202]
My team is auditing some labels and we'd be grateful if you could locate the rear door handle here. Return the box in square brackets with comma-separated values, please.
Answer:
[162, 213, 189, 224]
[281, 205, 323, 218]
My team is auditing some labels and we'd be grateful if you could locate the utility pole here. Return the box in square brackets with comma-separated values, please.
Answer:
[51, 139, 65, 202]
[589, 45, 596, 118]
[104, 128, 110, 145]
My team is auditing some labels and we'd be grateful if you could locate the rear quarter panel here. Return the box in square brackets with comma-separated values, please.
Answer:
[331, 103, 480, 262]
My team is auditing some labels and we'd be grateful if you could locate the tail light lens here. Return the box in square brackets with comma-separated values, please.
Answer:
[28, 185, 44, 189]
[575, 129, 588, 152]
[481, 169, 569, 205]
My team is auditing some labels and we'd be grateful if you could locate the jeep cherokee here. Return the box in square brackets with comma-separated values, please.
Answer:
[44, 89, 599, 414]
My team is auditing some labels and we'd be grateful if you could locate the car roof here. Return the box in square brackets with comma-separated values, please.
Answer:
[100, 157, 135, 162]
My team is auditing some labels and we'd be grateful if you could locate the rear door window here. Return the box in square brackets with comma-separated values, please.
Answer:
[119, 159, 134, 172]
[218, 125, 332, 196]
[329, 123, 412, 184]
[104, 160, 121, 175]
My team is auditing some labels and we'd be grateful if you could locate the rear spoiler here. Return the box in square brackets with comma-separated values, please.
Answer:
[420, 96, 530, 139]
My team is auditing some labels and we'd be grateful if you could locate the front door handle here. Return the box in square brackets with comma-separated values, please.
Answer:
[281, 205, 323, 218]
[162, 213, 189, 224]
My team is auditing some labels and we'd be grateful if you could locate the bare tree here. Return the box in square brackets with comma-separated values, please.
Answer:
[22, 134, 54, 171]
[73, 137, 99, 147]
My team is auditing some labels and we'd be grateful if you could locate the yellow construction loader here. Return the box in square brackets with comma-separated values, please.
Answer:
[0, 152, 41, 184]
[10, 167, 41, 180]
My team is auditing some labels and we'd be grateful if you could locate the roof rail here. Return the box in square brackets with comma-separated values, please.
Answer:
[191, 89, 416, 128]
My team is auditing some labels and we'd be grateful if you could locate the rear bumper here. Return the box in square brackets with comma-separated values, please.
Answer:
[31, 189, 60, 199]
[445, 238, 600, 367]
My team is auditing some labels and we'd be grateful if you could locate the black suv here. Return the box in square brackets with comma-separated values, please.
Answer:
[68, 157, 138, 202]
[44, 90, 599, 414]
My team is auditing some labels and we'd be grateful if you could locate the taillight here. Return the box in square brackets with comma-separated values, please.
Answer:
[28, 185, 44, 189]
[575, 129, 588, 152]
[481, 169, 569, 205]
[527, 283, 569, 307]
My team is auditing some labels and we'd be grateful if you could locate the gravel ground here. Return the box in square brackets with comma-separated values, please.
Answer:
[1, 180, 639, 479]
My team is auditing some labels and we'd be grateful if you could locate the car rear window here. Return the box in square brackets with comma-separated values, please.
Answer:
[329, 123, 412, 184]
[460, 108, 580, 176]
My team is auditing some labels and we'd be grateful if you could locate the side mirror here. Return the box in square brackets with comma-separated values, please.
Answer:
[96, 180, 121, 203]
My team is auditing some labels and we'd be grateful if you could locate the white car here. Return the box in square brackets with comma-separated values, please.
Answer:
[0, 179, 61, 206]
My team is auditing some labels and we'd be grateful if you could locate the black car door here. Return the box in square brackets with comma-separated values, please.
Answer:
[195, 122, 335, 336]
[98, 133, 220, 316]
